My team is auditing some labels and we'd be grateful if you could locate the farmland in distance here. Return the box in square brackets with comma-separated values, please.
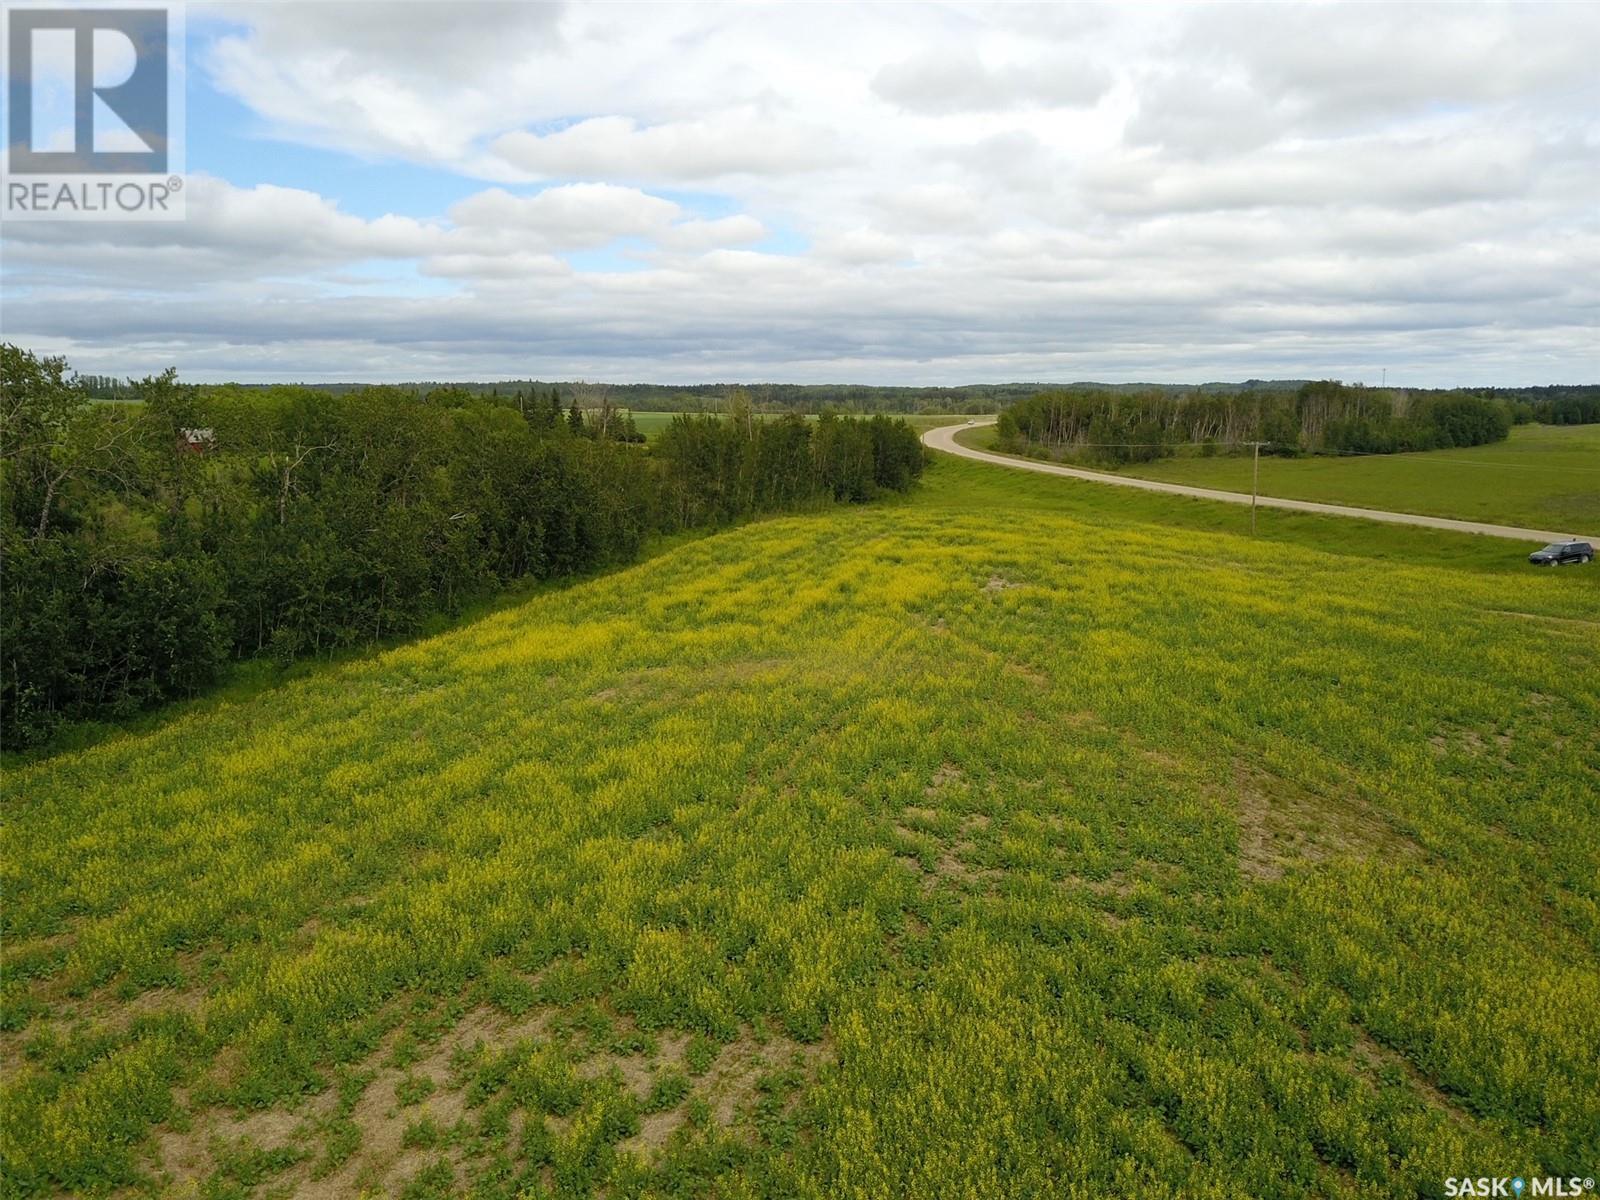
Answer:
[958, 421, 1600, 533]
[626, 412, 988, 440]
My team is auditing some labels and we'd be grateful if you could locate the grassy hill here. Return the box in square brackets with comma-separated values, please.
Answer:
[3, 455, 1597, 1198]
[960, 422, 1600, 533]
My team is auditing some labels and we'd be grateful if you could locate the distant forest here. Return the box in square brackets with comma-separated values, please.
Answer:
[73, 375, 1600, 426]
[1, 347, 923, 747]
[994, 381, 1559, 464]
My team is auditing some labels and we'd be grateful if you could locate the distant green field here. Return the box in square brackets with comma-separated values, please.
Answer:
[629, 412, 984, 440]
[623, 410, 683, 438]
[961, 423, 1600, 533]
[900, 413, 988, 432]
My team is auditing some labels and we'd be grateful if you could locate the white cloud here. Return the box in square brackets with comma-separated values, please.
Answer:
[0, 175, 442, 282]
[0, 177, 767, 285]
[5, 1, 1599, 384]
[491, 112, 845, 183]
[1182, 3, 1600, 126]
[449, 184, 680, 247]
[813, 229, 910, 265]
[876, 184, 985, 233]
[872, 46, 1111, 114]
[1082, 133, 1542, 215]
[421, 252, 572, 281]
[660, 215, 767, 251]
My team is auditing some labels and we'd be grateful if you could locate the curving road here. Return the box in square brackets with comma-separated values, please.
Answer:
[923, 421, 1595, 545]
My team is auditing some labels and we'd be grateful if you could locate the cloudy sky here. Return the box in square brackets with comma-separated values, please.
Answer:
[4, 1, 1598, 385]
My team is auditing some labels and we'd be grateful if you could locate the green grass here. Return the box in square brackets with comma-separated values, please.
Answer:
[3, 454, 1598, 1198]
[621, 410, 684, 439]
[900, 413, 989, 432]
[964, 422, 1600, 533]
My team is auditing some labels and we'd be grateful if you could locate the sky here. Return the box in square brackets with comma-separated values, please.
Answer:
[3, 0, 1598, 386]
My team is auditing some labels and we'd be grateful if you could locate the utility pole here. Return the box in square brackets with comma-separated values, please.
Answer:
[1247, 441, 1265, 535]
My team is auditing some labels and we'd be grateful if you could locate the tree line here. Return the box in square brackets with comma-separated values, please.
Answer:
[213, 378, 1600, 421]
[1467, 386, 1600, 426]
[996, 381, 1517, 464]
[220, 380, 1049, 416]
[0, 346, 924, 748]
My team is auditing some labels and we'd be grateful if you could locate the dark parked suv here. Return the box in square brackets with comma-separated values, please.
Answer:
[1528, 540, 1594, 566]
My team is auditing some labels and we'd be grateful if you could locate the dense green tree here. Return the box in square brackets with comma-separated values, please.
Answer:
[1, 346, 925, 746]
[998, 382, 1513, 462]
[814, 412, 876, 502]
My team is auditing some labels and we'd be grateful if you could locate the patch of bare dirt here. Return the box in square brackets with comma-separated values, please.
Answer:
[1229, 761, 1417, 882]
[150, 1001, 550, 1200]
[705, 1029, 771, 1128]
[151, 1087, 338, 1193]
[982, 574, 1018, 592]
[282, 1003, 546, 1200]
[1428, 726, 1519, 770]
[1065, 861, 1183, 912]
[892, 796, 1002, 892]
[925, 763, 963, 796]
[927, 843, 1002, 890]
[577, 1036, 659, 1102]
[1350, 1028, 1475, 1127]
[932, 848, 970, 880]
[1487, 609, 1600, 630]
[1078, 874, 1138, 899]
[710, 657, 792, 683]
[618, 1026, 833, 1160]
[1137, 745, 1189, 773]
[3, 948, 212, 1074]
[626, 1107, 684, 1154]
[1004, 660, 1049, 687]
[651, 1030, 692, 1067]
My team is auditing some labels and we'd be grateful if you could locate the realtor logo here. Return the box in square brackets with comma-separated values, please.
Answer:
[9, 7, 168, 172]
[4, 2, 186, 219]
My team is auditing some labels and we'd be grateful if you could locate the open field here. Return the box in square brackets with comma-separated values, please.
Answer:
[959, 422, 1600, 533]
[4, 455, 1599, 1198]
[620, 411, 683, 439]
[627, 413, 984, 440]
[898, 413, 990, 432]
